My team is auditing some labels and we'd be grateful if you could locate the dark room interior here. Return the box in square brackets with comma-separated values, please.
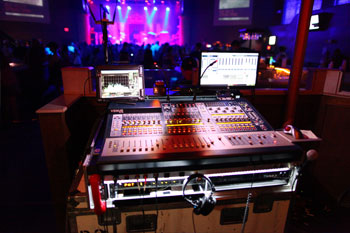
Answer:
[1, 0, 350, 232]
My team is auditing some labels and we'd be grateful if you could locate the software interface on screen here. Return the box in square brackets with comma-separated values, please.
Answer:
[99, 69, 144, 99]
[200, 52, 259, 87]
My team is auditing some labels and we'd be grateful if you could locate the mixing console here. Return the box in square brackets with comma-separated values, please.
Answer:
[108, 100, 270, 138]
[85, 98, 304, 215]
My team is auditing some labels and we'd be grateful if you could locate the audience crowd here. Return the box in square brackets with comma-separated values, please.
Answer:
[1, 38, 349, 124]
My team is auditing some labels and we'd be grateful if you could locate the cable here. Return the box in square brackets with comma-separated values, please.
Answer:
[240, 157, 256, 233]
[137, 177, 146, 233]
[155, 176, 159, 233]
[83, 76, 90, 97]
[241, 192, 252, 233]
[192, 211, 197, 233]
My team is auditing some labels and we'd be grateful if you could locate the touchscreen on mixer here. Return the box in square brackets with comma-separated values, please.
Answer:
[97, 65, 145, 100]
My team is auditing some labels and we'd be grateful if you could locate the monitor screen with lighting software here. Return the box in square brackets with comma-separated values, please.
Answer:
[200, 51, 259, 88]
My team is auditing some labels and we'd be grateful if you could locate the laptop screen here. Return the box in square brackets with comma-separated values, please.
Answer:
[199, 51, 259, 88]
[96, 65, 145, 101]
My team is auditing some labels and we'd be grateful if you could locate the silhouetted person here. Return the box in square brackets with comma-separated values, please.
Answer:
[162, 46, 176, 69]
[143, 44, 154, 69]
[25, 39, 48, 115]
[0, 51, 20, 123]
[119, 42, 130, 63]
[329, 48, 344, 69]
[181, 56, 199, 85]
[190, 42, 202, 62]
[275, 46, 288, 67]
[47, 42, 62, 95]
[231, 40, 241, 51]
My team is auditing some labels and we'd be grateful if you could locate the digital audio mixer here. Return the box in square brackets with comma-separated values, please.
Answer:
[84, 97, 303, 214]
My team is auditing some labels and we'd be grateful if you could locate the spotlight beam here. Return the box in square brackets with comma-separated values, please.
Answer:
[163, 7, 170, 29]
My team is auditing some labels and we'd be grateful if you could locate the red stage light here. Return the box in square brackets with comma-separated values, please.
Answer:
[64, 27, 69, 32]
[267, 45, 271, 50]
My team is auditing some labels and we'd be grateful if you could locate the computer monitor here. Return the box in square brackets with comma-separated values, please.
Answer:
[96, 65, 145, 101]
[309, 14, 320, 30]
[199, 51, 259, 89]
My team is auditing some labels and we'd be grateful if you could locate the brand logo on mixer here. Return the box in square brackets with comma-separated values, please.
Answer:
[111, 109, 124, 113]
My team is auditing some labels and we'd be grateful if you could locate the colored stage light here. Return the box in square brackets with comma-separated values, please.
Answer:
[144, 6, 148, 10]
[127, 6, 131, 10]
[163, 7, 170, 29]
[154, 6, 158, 11]
[106, 5, 110, 10]
[117, 5, 121, 10]
[64, 27, 69, 32]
